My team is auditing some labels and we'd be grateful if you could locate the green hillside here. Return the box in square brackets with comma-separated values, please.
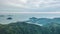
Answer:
[0, 22, 60, 34]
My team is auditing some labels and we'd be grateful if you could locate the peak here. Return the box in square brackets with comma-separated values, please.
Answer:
[29, 17, 37, 19]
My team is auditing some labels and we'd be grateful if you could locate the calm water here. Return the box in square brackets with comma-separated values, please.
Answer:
[0, 13, 60, 24]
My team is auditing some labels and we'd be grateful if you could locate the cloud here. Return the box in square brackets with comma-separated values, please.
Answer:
[0, 0, 60, 8]
[0, 0, 60, 12]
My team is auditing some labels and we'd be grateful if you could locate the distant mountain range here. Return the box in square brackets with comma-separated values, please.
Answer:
[26, 17, 60, 26]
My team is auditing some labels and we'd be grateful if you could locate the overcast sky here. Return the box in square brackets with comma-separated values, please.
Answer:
[0, 0, 60, 12]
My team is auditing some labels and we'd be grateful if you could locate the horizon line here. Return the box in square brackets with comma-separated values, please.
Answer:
[0, 12, 60, 14]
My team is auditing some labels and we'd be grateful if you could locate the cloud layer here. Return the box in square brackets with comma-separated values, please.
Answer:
[0, 0, 60, 12]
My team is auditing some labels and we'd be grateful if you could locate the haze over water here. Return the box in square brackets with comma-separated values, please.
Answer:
[0, 13, 60, 24]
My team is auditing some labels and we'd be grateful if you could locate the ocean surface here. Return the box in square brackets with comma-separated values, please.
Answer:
[0, 13, 60, 24]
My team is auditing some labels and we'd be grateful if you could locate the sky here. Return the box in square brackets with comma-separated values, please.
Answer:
[0, 0, 60, 12]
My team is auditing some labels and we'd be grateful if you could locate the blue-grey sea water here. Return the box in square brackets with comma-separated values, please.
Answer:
[0, 13, 60, 24]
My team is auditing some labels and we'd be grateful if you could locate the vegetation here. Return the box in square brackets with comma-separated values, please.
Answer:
[0, 21, 60, 34]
